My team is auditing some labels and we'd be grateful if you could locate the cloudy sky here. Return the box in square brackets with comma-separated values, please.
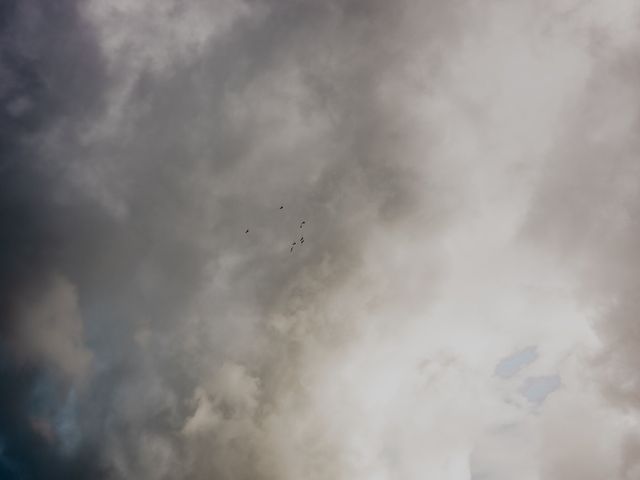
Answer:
[1, 0, 640, 478]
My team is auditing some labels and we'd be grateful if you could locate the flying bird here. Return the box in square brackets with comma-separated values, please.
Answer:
[245, 229, 249, 234]
[280, 205, 284, 209]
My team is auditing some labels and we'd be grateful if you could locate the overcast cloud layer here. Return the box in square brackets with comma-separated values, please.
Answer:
[1, 0, 640, 479]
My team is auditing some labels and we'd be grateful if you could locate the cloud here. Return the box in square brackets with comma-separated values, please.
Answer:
[8, 274, 92, 381]
[0, 0, 107, 477]
[2, 0, 640, 479]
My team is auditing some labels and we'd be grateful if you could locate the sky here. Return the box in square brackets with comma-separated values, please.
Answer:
[1, 0, 640, 479]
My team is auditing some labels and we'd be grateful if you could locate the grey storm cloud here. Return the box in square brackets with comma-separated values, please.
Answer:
[1, 0, 459, 478]
[2, 0, 640, 479]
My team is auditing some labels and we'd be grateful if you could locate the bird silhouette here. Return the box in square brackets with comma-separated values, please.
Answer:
[280, 205, 284, 209]
[245, 229, 249, 234]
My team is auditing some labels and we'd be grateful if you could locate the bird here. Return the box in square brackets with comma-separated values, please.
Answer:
[280, 205, 284, 209]
[292, 242, 297, 246]
[299, 220, 306, 228]
[245, 229, 249, 234]
[290, 246, 294, 253]
[300, 237, 304, 244]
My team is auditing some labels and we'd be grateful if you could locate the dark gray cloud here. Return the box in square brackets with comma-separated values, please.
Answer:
[0, 0, 110, 477]
[1, 0, 461, 478]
